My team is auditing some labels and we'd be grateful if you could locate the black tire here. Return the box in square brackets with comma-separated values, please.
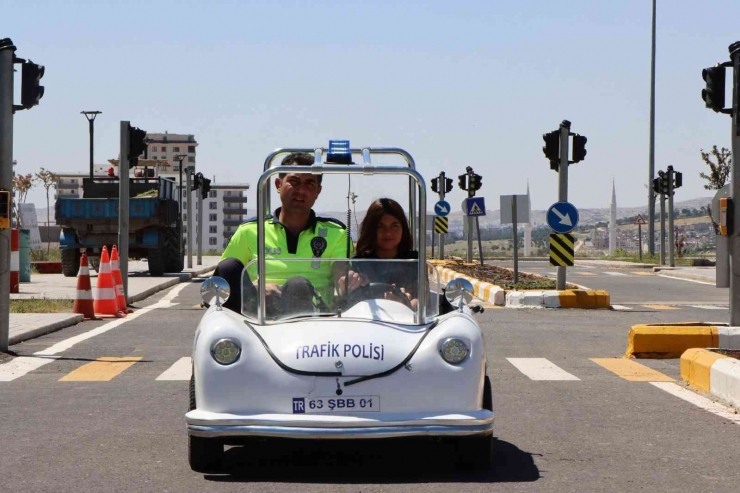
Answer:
[454, 435, 494, 471]
[164, 226, 184, 273]
[147, 247, 166, 277]
[483, 375, 493, 412]
[187, 374, 223, 473]
[61, 249, 80, 277]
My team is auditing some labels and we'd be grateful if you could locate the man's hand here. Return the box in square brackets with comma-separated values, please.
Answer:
[337, 270, 368, 295]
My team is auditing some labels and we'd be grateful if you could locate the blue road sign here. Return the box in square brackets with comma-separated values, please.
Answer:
[547, 201, 579, 234]
[462, 197, 486, 216]
[434, 200, 451, 217]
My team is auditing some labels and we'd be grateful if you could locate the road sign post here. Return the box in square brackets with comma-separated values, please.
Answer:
[501, 195, 530, 284]
[458, 167, 483, 263]
[185, 167, 194, 269]
[557, 121, 570, 290]
[634, 214, 647, 262]
[730, 42, 740, 324]
[667, 166, 675, 267]
[432, 172, 452, 260]
[712, 184, 731, 288]
[119, 122, 130, 298]
[659, 185, 665, 265]
[0, 39, 15, 352]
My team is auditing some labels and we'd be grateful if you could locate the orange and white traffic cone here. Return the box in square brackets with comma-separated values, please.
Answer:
[93, 246, 125, 318]
[111, 245, 131, 314]
[73, 252, 97, 320]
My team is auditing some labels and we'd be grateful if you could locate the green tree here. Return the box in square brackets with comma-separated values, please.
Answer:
[699, 146, 732, 234]
[35, 168, 59, 253]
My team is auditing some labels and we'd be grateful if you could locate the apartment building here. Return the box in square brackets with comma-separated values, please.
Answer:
[53, 132, 249, 254]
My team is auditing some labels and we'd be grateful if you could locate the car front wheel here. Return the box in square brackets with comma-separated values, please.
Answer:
[454, 434, 494, 471]
[188, 374, 223, 473]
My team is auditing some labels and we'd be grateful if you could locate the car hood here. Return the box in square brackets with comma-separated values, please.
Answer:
[249, 316, 432, 377]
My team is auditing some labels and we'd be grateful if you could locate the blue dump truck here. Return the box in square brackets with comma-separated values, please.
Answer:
[55, 175, 184, 277]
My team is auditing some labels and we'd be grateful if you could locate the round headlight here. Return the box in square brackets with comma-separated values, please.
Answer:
[440, 338, 470, 365]
[211, 339, 241, 365]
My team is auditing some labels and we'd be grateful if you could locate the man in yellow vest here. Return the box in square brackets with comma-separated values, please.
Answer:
[214, 152, 364, 315]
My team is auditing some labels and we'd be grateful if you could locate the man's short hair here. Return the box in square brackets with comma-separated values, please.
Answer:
[279, 152, 322, 184]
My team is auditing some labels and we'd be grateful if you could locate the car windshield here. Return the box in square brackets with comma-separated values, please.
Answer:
[240, 258, 440, 324]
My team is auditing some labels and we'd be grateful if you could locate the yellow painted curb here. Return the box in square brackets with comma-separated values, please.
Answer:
[680, 348, 728, 392]
[435, 265, 504, 305]
[625, 323, 719, 359]
[558, 289, 610, 309]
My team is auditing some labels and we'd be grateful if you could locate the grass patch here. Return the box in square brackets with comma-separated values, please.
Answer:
[10, 299, 74, 313]
[30, 248, 62, 262]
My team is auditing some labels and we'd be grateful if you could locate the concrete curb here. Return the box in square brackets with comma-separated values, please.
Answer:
[655, 271, 715, 284]
[625, 323, 740, 359]
[127, 265, 216, 304]
[8, 314, 84, 346]
[10, 265, 217, 346]
[506, 289, 610, 309]
[681, 348, 740, 408]
[436, 265, 505, 306]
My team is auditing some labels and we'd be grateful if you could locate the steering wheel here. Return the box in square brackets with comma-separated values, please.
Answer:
[344, 282, 413, 309]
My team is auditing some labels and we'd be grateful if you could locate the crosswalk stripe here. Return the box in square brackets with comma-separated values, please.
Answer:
[642, 304, 679, 310]
[590, 358, 674, 382]
[0, 356, 60, 382]
[59, 357, 142, 382]
[689, 305, 726, 310]
[571, 272, 596, 276]
[611, 305, 633, 311]
[650, 382, 740, 425]
[506, 358, 580, 381]
[156, 357, 192, 381]
[603, 272, 628, 277]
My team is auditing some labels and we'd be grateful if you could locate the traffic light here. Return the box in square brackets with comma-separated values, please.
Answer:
[200, 177, 212, 200]
[193, 172, 202, 190]
[431, 177, 439, 193]
[542, 131, 559, 162]
[127, 125, 148, 168]
[458, 174, 467, 191]
[468, 173, 482, 191]
[652, 177, 661, 194]
[702, 65, 726, 112]
[571, 134, 587, 163]
[674, 171, 682, 189]
[445, 177, 453, 193]
[21, 61, 45, 109]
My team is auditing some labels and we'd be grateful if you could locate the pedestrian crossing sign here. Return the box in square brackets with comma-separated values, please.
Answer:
[462, 197, 486, 216]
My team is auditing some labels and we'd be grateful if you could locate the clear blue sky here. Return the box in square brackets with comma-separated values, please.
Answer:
[7, 0, 740, 214]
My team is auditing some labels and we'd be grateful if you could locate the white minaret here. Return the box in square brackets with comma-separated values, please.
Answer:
[609, 178, 617, 255]
[524, 180, 532, 256]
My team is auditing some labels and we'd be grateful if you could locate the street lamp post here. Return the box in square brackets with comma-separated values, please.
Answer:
[174, 154, 187, 263]
[81, 111, 102, 180]
[647, 0, 657, 255]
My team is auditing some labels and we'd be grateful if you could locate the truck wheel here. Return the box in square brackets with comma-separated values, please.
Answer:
[61, 249, 81, 277]
[147, 248, 166, 276]
[164, 227, 184, 273]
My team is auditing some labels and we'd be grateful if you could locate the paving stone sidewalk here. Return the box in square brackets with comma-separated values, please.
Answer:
[8, 256, 220, 346]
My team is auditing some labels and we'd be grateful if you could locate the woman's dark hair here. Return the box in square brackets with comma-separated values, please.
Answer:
[355, 198, 413, 257]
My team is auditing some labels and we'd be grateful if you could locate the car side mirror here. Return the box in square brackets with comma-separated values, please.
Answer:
[444, 278, 474, 312]
[200, 276, 230, 311]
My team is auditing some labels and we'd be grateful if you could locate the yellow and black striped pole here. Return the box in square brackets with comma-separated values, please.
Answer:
[549, 233, 574, 267]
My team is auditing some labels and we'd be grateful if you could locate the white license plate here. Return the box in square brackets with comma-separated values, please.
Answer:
[292, 395, 380, 414]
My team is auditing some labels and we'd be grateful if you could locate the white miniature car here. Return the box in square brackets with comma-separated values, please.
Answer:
[186, 145, 493, 473]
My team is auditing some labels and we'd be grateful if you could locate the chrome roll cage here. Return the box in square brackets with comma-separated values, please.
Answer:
[256, 147, 427, 325]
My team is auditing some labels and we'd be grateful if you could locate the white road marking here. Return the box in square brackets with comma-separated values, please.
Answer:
[0, 283, 188, 382]
[156, 357, 192, 381]
[603, 272, 628, 277]
[650, 382, 740, 425]
[688, 305, 727, 310]
[657, 274, 715, 286]
[506, 358, 581, 381]
[611, 305, 633, 311]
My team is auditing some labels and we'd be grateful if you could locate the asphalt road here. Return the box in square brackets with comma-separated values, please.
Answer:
[1, 280, 739, 492]
[489, 260, 729, 308]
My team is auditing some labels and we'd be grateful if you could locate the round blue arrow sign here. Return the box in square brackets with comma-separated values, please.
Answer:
[434, 200, 451, 217]
[547, 201, 579, 234]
